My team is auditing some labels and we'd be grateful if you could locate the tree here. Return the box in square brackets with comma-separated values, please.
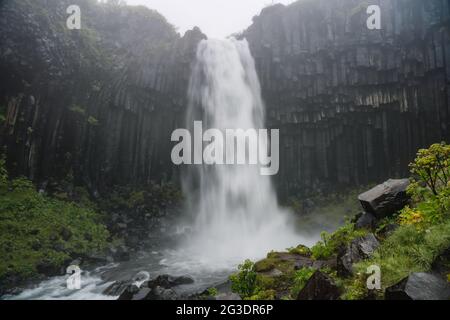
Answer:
[409, 142, 450, 196]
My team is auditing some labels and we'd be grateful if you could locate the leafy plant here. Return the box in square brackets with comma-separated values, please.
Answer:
[311, 223, 367, 260]
[409, 142, 450, 197]
[230, 260, 257, 298]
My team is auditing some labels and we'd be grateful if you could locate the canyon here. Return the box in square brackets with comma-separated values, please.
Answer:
[1, 0, 449, 200]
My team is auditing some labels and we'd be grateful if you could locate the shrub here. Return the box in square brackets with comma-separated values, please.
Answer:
[401, 143, 450, 226]
[230, 260, 257, 298]
[311, 223, 367, 260]
[409, 142, 450, 197]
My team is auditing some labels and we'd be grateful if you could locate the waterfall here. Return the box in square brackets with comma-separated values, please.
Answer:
[182, 39, 303, 265]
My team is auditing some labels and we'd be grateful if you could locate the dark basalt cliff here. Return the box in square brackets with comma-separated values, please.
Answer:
[1, 0, 449, 199]
[0, 0, 205, 195]
[242, 0, 450, 197]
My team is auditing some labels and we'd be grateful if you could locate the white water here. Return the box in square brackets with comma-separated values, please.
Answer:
[180, 39, 306, 264]
[3, 39, 311, 300]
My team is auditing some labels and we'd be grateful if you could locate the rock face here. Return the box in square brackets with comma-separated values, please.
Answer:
[1, 0, 450, 200]
[242, 0, 450, 198]
[358, 179, 410, 218]
[297, 271, 341, 300]
[385, 273, 450, 300]
[0, 0, 206, 195]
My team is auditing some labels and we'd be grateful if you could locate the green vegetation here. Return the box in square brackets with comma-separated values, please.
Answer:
[232, 142, 450, 300]
[290, 267, 315, 297]
[229, 260, 258, 298]
[311, 222, 368, 260]
[347, 142, 450, 298]
[0, 157, 109, 286]
[206, 287, 218, 297]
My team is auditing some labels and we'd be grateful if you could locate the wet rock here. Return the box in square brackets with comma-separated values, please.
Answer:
[144, 286, 178, 300]
[117, 284, 141, 300]
[354, 212, 377, 230]
[358, 179, 410, 218]
[104, 281, 133, 297]
[215, 292, 242, 300]
[118, 284, 177, 301]
[297, 271, 340, 300]
[149, 274, 194, 289]
[385, 273, 450, 300]
[337, 234, 380, 277]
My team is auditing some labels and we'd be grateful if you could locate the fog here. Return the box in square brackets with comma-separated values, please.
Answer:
[125, 0, 294, 38]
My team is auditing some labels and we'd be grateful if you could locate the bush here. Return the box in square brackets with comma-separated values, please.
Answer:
[229, 260, 258, 298]
[409, 142, 450, 197]
[399, 143, 450, 227]
[311, 223, 367, 260]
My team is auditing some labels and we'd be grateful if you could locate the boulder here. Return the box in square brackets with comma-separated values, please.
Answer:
[385, 273, 450, 300]
[297, 271, 340, 300]
[354, 212, 377, 230]
[358, 179, 410, 218]
[103, 281, 132, 297]
[117, 284, 141, 300]
[115, 274, 193, 300]
[337, 234, 380, 277]
[149, 275, 194, 289]
[117, 283, 179, 300]
[144, 286, 178, 300]
[358, 234, 380, 257]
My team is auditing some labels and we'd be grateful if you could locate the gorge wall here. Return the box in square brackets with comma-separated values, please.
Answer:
[1, 0, 449, 199]
[0, 0, 205, 195]
[243, 0, 450, 198]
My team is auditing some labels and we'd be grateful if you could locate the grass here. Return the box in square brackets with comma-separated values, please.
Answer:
[356, 220, 450, 290]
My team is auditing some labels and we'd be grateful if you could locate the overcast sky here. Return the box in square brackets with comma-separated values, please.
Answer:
[125, 0, 294, 38]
